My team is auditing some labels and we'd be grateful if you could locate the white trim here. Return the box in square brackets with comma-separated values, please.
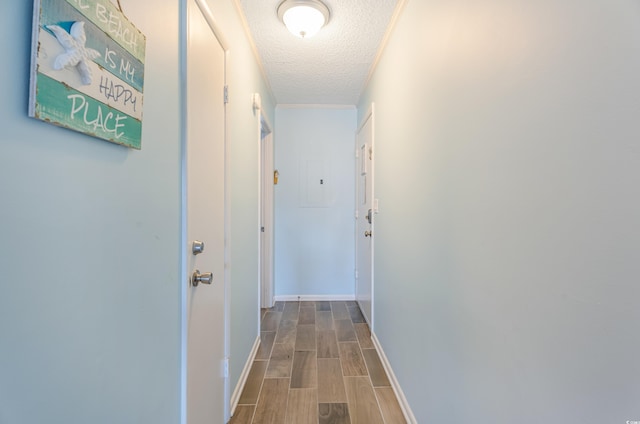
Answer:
[260, 109, 274, 137]
[358, 0, 409, 103]
[276, 104, 357, 110]
[371, 332, 417, 424]
[229, 335, 261, 417]
[274, 294, 356, 302]
[179, 1, 188, 421]
[194, 0, 229, 49]
[222, 50, 232, 424]
[356, 103, 374, 134]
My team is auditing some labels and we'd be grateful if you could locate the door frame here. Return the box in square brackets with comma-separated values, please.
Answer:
[355, 103, 375, 330]
[180, 0, 230, 422]
[258, 105, 274, 309]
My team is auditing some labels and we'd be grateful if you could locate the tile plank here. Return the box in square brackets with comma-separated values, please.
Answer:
[229, 405, 255, 424]
[284, 301, 300, 311]
[317, 330, 340, 359]
[298, 306, 316, 325]
[344, 376, 385, 424]
[253, 378, 290, 424]
[275, 319, 297, 344]
[316, 311, 334, 331]
[316, 301, 332, 311]
[331, 301, 350, 320]
[260, 311, 281, 332]
[348, 305, 366, 323]
[354, 323, 374, 349]
[295, 324, 316, 351]
[319, 403, 351, 424]
[285, 388, 317, 424]
[335, 319, 357, 342]
[238, 360, 268, 405]
[339, 342, 368, 376]
[282, 301, 300, 321]
[362, 349, 390, 387]
[375, 387, 406, 423]
[255, 331, 276, 360]
[290, 350, 317, 388]
[317, 358, 347, 403]
[266, 342, 294, 378]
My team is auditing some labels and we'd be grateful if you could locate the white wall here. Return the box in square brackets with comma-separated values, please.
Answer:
[0, 0, 274, 422]
[359, 0, 640, 422]
[274, 107, 356, 298]
[0, 1, 182, 423]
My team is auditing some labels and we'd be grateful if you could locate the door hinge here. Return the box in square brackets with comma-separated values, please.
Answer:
[224, 85, 229, 104]
[223, 358, 229, 378]
[355, 148, 360, 158]
[355, 269, 359, 279]
[355, 210, 359, 219]
[261, 226, 265, 233]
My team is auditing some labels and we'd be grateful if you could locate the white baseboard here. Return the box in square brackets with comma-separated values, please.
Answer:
[274, 294, 356, 302]
[229, 335, 260, 417]
[371, 332, 417, 424]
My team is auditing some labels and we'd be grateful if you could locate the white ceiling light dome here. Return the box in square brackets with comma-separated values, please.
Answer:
[277, 0, 330, 39]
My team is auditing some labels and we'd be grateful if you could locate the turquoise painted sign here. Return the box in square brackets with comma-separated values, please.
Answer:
[29, 0, 146, 149]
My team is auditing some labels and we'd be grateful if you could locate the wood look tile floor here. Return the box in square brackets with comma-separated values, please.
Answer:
[229, 301, 406, 424]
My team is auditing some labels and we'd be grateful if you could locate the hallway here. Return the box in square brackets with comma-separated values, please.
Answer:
[3, 0, 639, 422]
[230, 301, 405, 423]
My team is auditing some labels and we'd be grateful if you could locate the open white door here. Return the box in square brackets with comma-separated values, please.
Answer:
[355, 106, 374, 327]
[182, 0, 227, 423]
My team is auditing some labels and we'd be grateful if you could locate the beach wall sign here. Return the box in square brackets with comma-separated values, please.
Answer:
[29, 0, 146, 149]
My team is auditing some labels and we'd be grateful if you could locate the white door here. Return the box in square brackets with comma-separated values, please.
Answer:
[260, 121, 274, 309]
[184, 0, 226, 422]
[355, 109, 374, 327]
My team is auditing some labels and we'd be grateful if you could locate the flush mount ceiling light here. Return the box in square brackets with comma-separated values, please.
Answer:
[277, 0, 330, 39]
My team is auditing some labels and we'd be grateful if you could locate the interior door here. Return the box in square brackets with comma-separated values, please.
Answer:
[355, 110, 374, 326]
[185, 0, 226, 422]
[260, 123, 274, 309]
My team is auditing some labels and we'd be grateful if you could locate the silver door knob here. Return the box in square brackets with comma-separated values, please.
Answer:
[192, 240, 205, 255]
[191, 270, 213, 287]
[364, 231, 372, 237]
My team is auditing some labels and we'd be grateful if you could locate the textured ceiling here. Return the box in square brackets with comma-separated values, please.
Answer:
[238, 0, 399, 105]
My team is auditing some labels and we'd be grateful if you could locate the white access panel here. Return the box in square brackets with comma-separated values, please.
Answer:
[299, 158, 334, 208]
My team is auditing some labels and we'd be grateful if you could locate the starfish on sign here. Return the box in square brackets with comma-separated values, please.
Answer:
[47, 21, 101, 85]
